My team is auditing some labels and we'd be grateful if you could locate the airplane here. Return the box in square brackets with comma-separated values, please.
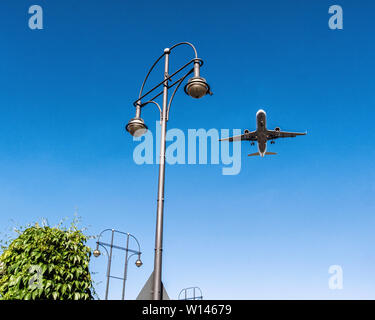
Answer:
[220, 109, 307, 157]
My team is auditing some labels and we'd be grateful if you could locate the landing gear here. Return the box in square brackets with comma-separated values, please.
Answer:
[270, 141, 275, 144]
[251, 142, 255, 146]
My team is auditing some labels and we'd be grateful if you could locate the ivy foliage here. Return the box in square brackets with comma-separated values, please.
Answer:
[0, 219, 94, 300]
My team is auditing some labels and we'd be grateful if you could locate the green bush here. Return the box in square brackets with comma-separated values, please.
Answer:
[0, 220, 94, 300]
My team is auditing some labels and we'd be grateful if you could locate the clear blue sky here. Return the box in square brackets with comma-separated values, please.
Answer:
[1, 0, 375, 299]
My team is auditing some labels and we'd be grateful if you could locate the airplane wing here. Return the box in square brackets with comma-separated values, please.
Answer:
[219, 131, 257, 142]
[267, 130, 306, 140]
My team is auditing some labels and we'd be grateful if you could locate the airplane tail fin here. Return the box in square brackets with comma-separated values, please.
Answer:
[248, 152, 277, 157]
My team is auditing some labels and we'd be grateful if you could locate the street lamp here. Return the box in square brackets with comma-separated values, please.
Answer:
[93, 229, 142, 300]
[93, 249, 101, 257]
[184, 60, 210, 99]
[125, 102, 148, 137]
[135, 258, 143, 268]
[126, 42, 211, 300]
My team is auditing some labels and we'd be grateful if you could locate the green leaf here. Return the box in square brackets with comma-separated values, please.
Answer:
[48, 264, 54, 273]
[32, 290, 38, 300]
[62, 284, 67, 295]
[55, 283, 62, 292]
[45, 280, 52, 289]
[38, 287, 44, 298]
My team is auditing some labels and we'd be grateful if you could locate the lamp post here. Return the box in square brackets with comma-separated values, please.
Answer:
[93, 229, 142, 300]
[126, 42, 211, 300]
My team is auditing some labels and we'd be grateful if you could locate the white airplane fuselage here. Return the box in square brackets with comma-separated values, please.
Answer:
[255, 109, 268, 157]
[222, 109, 306, 157]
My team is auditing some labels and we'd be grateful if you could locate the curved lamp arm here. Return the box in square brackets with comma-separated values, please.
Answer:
[166, 68, 194, 120]
[96, 243, 110, 263]
[169, 42, 198, 59]
[138, 52, 166, 100]
[127, 233, 142, 255]
[140, 100, 162, 119]
[126, 252, 139, 263]
[96, 228, 114, 243]
[137, 42, 200, 102]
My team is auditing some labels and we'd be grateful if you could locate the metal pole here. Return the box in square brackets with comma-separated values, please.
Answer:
[153, 48, 170, 300]
[105, 229, 115, 300]
[121, 233, 130, 300]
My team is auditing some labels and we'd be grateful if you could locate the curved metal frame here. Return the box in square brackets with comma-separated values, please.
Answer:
[133, 42, 204, 117]
[139, 100, 162, 119]
[178, 287, 203, 300]
[166, 68, 194, 120]
[97, 229, 142, 251]
[94, 229, 142, 300]
[169, 41, 198, 59]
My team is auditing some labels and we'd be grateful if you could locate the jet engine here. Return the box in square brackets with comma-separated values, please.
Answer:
[275, 127, 280, 132]
[244, 129, 250, 134]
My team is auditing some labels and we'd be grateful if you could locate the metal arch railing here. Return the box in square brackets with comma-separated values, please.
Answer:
[94, 229, 142, 300]
[178, 287, 203, 300]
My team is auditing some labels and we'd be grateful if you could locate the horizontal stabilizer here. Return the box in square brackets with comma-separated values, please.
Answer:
[248, 152, 277, 157]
